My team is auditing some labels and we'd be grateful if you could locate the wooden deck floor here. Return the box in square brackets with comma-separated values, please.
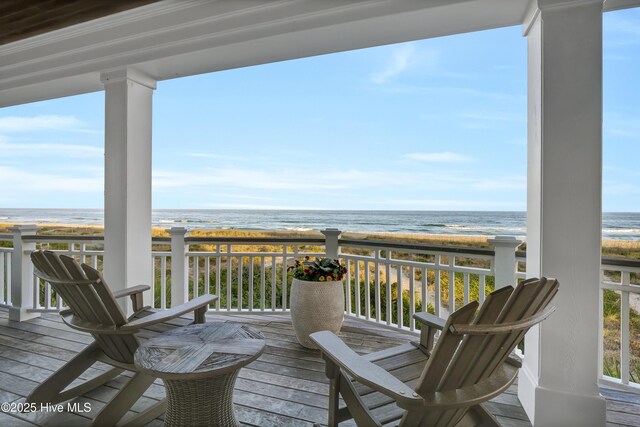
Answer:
[0, 309, 637, 426]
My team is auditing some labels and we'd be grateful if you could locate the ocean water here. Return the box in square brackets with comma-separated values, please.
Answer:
[0, 209, 639, 240]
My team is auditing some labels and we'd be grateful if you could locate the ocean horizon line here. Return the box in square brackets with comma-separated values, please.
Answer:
[1, 208, 639, 240]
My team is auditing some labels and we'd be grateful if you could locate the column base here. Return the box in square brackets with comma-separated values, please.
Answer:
[519, 364, 606, 427]
[9, 308, 41, 322]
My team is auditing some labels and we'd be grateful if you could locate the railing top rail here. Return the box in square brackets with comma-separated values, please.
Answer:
[184, 237, 325, 244]
[602, 256, 640, 269]
[23, 235, 104, 242]
[338, 238, 495, 256]
[0, 233, 13, 240]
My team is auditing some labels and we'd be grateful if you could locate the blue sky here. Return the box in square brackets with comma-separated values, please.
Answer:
[0, 8, 638, 211]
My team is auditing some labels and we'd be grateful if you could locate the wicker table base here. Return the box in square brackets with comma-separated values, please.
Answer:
[164, 373, 240, 427]
[134, 322, 265, 427]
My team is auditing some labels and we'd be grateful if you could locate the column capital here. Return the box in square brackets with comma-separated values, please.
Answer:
[167, 227, 189, 237]
[320, 228, 342, 239]
[487, 235, 523, 249]
[100, 68, 157, 90]
[8, 224, 40, 235]
[523, 0, 603, 36]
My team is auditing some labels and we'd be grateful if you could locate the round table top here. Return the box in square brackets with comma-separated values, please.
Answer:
[134, 322, 265, 380]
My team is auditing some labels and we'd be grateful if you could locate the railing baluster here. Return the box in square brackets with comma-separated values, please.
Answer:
[44, 278, 51, 310]
[6, 253, 10, 305]
[364, 260, 370, 320]
[385, 251, 391, 325]
[226, 247, 232, 311]
[435, 256, 441, 318]
[161, 256, 167, 310]
[374, 250, 381, 322]
[204, 256, 210, 303]
[282, 246, 288, 311]
[215, 245, 221, 311]
[621, 271, 631, 385]
[448, 257, 455, 313]
[0, 253, 5, 304]
[479, 274, 486, 304]
[249, 257, 254, 311]
[345, 260, 352, 315]
[238, 256, 243, 311]
[355, 260, 361, 317]
[409, 266, 415, 331]
[397, 263, 403, 328]
[35, 275, 41, 310]
[463, 273, 470, 304]
[193, 256, 199, 299]
[260, 256, 266, 311]
[421, 268, 427, 314]
[271, 255, 276, 311]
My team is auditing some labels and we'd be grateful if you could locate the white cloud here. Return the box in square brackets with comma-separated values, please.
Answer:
[404, 152, 473, 163]
[606, 14, 640, 36]
[207, 192, 274, 201]
[0, 140, 102, 158]
[153, 168, 406, 191]
[0, 166, 102, 192]
[471, 177, 526, 191]
[373, 199, 524, 210]
[371, 44, 419, 84]
[460, 113, 520, 122]
[373, 83, 519, 101]
[0, 115, 87, 133]
[201, 203, 322, 210]
[184, 152, 243, 160]
[603, 181, 640, 196]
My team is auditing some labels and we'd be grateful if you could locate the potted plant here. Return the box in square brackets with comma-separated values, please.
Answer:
[288, 256, 347, 349]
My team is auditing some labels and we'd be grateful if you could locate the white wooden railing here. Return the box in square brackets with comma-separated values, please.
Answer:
[599, 258, 640, 391]
[338, 239, 496, 331]
[2, 225, 639, 390]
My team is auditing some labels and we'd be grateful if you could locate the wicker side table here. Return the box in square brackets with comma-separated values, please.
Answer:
[134, 322, 265, 427]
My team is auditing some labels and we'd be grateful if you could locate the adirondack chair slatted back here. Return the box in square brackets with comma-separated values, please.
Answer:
[412, 277, 559, 427]
[31, 250, 140, 364]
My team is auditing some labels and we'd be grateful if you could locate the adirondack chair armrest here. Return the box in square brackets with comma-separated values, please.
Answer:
[413, 312, 446, 351]
[112, 285, 150, 299]
[113, 285, 150, 312]
[310, 331, 424, 410]
[120, 294, 218, 332]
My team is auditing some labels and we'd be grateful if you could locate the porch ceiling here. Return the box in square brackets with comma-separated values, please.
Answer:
[1, 0, 637, 109]
[0, 0, 534, 108]
[0, 0, 161, 46]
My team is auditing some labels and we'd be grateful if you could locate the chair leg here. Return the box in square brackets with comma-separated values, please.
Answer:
[453, 404, 500, 427]
[27, 342, 104, 405]
[120, 399, 167, 427]
[92, 372, 156, 427]
[193, 306, 207, 324]
[328, 376, 340, 427]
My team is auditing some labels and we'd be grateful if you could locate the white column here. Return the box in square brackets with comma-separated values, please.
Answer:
[487, 235, 522, 289]
[169, 227, 189, 307]
[9, 225, 40, 321]
[100, 69, 156, 310]
[520, 1, 606, 426]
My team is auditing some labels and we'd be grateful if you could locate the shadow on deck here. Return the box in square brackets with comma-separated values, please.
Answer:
[0, 309, 637, 426]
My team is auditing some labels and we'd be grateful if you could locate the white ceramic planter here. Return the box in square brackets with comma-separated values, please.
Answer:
[290, 278, 345, 349]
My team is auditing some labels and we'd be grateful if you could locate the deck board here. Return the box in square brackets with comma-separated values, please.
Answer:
[0, 309, 637, 426]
